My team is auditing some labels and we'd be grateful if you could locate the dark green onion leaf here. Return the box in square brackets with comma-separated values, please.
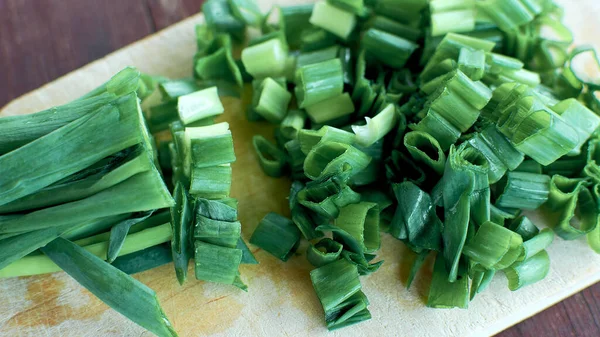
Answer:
[427, 253, 469, 309]
[495, 172, 550, 210]
[304, 142, 371, 180]
[41, 238, 177, 337]
[504, 250, 551, 291]
[307, 238, 344, 267]
[335, 202, 380, 253]
[107, 211, 154, 264]
[309, 1, 357, 40]
[194, 241, 245, 289]
[253, 135, 288, 177]
[362, 28, 419, 69]
[250, 212, 301, 261]
[295, 59, 344, 108]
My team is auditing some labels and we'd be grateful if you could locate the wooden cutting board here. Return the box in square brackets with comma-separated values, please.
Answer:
[1, 0, 599, 336]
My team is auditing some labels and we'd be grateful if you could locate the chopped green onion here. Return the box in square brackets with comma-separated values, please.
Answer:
[241, 38, 288, 79]
[298, 126, 356, 155]
[280, 109, 307, 139]
[546, 175, 598, 240]
[295, 58, 344, 108]
[304, 142, 371, 180]
[228, 0, 263, 27]
[458, 47, 485, 80]
[309, 1, 357, 40]
[403, 131, 446, 175]
[495, 172, 550, 210]
[335, 202, 380, 253]
[296, 45, 340, 68]
[250, 212, 301, 261]
[170, 183, 194, 284]
[202, 0, 245, 39]
[253, 78, 292, 123]
[410, 109, 462, 151]
[519, 228, 554, 262]
[280, 4, 315, 49]
[462, 221, 523, 270]
[553, 98, 600, 155]
[310, 259, 370, 330]
[177, 87, 224, 125]
[508, 216, 540, 241]
[370, 16, 421, 42]
[252, 135, 288, 177]
[352, 104, 398, 147]
[504, 250, 551, 291]
[362, 29, 419, 69]
[431, 9, 475, 37]
[427, 253, 469, 309]
[194, 241, 245, 289]
[194, 215, 241, 248]
[111, 244, 173, 275]
[189, 165, 232, 199]
[307, 238, 344, 267]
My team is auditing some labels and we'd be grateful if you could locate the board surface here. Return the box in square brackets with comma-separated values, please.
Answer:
[1, 1, 600, 336]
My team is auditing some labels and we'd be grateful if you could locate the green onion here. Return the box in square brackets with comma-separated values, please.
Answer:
[431, 9, 475, 37]
[298, 178, 360, 219]
[202, 0, 245, 39]
[334, 202, 380, 254]
[495, 172, 550, 210]
[304, 93, 355, 124]
[304, 142, 371, 180]
[458, 47, 485, 80]
[546, 175, 598, 240]
[194, 215, 241, 248]
[40, 237, 176, 337]
[427, 253, 469, 309]
[253, 78, 292, 123]
[519, 228, 554, 262]
[194, 241, 245, 289]
[111, 244, 173, 275]
[553, 98, 600, 155]
[177, 87, 224, 125]
[280, 4, 315, 49]
[189, 165, 232, 199]
[295, 58, 344, 108]
[170, 183, 194, 284]
[508, 216, 540, 241]
[241, 38, 289, 79]
[298, 126, 356, 155]
[228, 0, 263, 27]
[296, 45, 340, 68]
[280, 109, 307, 139]
[250, 212, 301, 261]
[390, 182, 442, 251]
[252, 135, 288, 177]
[504, 250, 551, 291]
[403, 131, 446, 175]
[310, 259, 370, 330]
[0, 223, 172, 278]
[370, 16, 421, 42]
[362, 29, 419, 69]
[476, 0, 540, 32]
[307, 238, 344, 267]
[107, 211, 154, 263]
[309, 1, 357, 40]
[462, 221, 523, 270]
[410, 109, 462, 151]
[352, 104, 398, 147]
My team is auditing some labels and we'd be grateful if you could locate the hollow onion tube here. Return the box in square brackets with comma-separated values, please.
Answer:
[252, 135, 288, 177]
[504, 250, 551, 291]
[352, 104, 399, 147]
[403, 131, 447, 175]
[241, 38, 288, 79]
[250, 212, 301, 261]
[334, 202, 380, 253]
[304, 142, 371, 180]
[309, 1, 357, 40]
[307, 238, 344, 267]
[362, 28, 419, 69]
[495, 172, 550, 210]
[177, 87, 224, 125]
[295, 58, 344, 108]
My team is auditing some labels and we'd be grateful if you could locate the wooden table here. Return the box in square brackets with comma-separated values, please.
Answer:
[1, 1, 599, 336]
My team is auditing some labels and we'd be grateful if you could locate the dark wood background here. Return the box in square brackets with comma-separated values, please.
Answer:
[1, 1, 599, 336]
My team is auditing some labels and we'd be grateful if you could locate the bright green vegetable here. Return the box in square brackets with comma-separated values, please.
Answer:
[309, 1, 357, 40]
[41, 237, 177, 337]
[250, 212, 301, 261]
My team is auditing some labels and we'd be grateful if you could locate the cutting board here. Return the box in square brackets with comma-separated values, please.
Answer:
[1, 0, 599, 336]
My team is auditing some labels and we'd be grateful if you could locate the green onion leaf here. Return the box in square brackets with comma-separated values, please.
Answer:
[250, 212, 301, 261]
[189, 165, 232, 199]
[305, 93, 356, 124]
[352, 104, 398, 147]
[404, 131, 446, 175]
[107, 211, 154, 264]
[170, 183, 194, 284]
[495, 172, 550, 210]
[40, 237, 177, 337]
[304, 142, 371, 181]
[252, 135, 288, 178]
[427, 253, 469, 309]
[194, 241, 245, 289]
[295, 58, 344, 108]
[504, 250, 551, 291]
[253, 78, 292, 123]
[309, 1, 357, 40]
[458, 47, 485, 80]
[307, 238, 344, 267]
[177, 87, 224, 125]
[241, 38, 288, 79]
[463, 221, 523, 270]
[335, 202, 380, 254]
